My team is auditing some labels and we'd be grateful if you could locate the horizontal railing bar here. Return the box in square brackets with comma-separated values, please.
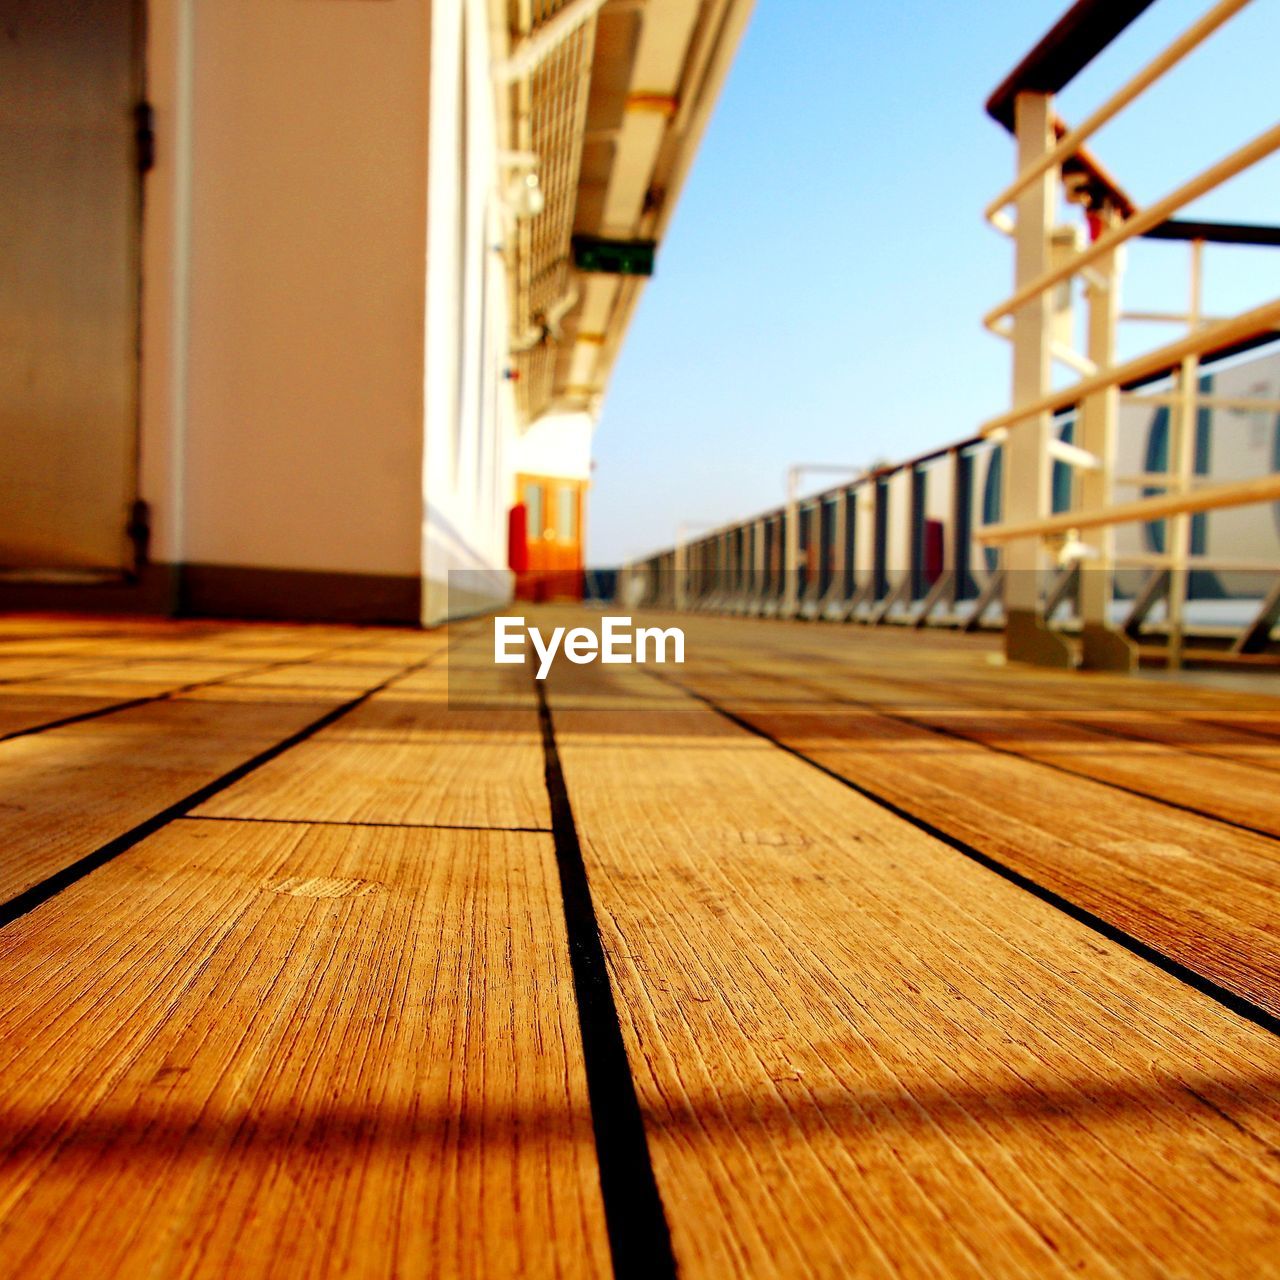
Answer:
[1121, 392, 1280, 413]
[670, 436, 1003, 550]
[978, 298, 1280, 435]
[976, 473, 1280, 543]
[1113, 473, 1217, 488]
[985, 0, 1248, 219]
[1141, 218, 1280, 246]
[985, 0, 1159, 132]
[1119, 330, 1280, 391]
[1116, 553, 1280, 571]
[1121, 311, 1227, 325]
[983, 120, 1280, 330]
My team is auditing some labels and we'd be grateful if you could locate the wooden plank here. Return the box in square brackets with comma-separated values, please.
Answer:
[0, 663, 277, 740]
[0, 656, 423, 905]
[0, 656, 138, 683]
[908, 703, 1280, 820]
[824, 667, 1280, 772]
[1061, 705, 1280, 762]
[696, 619, 1280, 757]
[861, 693, 1280, 824]
[673, 658, 1280, 1018]
[717, 652, 1280, 836]
[0, 687, 169, 741]
[546, 660, 1280, 1278]
[611, 616, 1280, 1014]
[35, 660, 275, 687]
[818, 655, 1280, 764]
[651, 609, 1280, 809]
[222, 662, 416, 693]
[195, 664, 551, 832]
[0, 621, 437, 742]
[0, 819, 609, 1278]
[737, 615, 1280, 742]
[0, 620, 407, 667]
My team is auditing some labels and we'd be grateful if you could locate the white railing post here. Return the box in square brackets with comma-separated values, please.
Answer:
[826, 489, 850, 617]
[783, 474, 800, 618]
[1078, 214, 1136, 670]
[1005, 91, 1075, 666]
[1166, 238, 1205, 670]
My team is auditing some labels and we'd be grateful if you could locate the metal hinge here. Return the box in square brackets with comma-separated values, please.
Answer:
[127, 499, 152, 570]
[134, 101, 155, 174]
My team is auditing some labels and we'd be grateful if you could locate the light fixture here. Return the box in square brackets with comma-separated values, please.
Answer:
[506, 169, 545, 221]
[497, 152, 545, 222]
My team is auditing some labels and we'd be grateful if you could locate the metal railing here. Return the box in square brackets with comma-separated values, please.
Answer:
[621, 0, 1280, 669]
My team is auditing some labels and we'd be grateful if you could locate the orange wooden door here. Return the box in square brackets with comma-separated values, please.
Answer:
[517, 476, 584, 599]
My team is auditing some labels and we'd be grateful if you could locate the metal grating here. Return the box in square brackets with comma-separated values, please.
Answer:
[507, 6, 597, 424]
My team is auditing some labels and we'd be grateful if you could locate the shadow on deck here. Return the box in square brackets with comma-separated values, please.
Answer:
[0, 609, 1278, 1278]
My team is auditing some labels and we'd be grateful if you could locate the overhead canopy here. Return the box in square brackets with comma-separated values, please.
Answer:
[501, 0, 754, 425]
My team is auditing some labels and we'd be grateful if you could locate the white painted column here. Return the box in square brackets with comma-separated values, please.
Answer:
[1078, 218, 1135, 669]
[1005, 91, 1073, 665]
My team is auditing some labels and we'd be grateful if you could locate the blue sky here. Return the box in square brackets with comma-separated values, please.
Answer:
[587, 0, 1279, 565]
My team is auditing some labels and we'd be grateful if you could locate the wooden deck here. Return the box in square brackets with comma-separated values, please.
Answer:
[1, 610, 1278, 1278]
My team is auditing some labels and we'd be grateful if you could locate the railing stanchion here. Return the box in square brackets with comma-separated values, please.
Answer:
[1078, 212, 1136, 669]
[1006, 91, 1076, 667]
[1167, 239, 1205, 670]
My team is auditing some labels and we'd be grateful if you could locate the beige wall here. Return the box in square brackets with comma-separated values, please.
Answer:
[132, 0, 549, 624]
[146, 0, 429, 581]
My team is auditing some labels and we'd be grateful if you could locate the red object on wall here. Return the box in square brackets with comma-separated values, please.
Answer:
[508, 503, 528, 572]
[924, 518, 944, 586]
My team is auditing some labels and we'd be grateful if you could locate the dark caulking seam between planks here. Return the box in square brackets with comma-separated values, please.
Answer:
[0, 659, 148, 688]
[759, 644, 1280, 770]
[0, 651, 369, 687]
[0, 692, 168, 740]
[534, 680, 679, 1280]
[0, 655, 441, 930]
[659, 671, 1280, 1041]
[0, 631, 412, 745]
[737, 633, 1280, 748]
[177, 815, 553, 834]
[728, 653, 1280, 845]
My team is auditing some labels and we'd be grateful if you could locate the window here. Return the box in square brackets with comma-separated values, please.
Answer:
[525, 484, 544, 540]
[556, 485, 578, 542]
